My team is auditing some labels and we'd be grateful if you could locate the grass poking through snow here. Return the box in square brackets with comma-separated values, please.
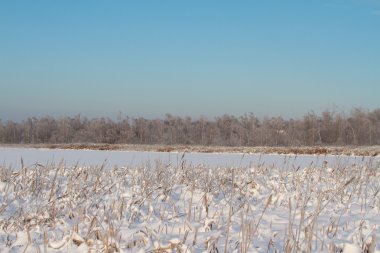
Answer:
[0, 157, 379, 252]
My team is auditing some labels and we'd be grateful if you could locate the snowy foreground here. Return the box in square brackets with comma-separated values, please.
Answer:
[0, 154, 380, 252]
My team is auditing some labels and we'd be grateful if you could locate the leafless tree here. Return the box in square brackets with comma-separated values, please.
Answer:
[1, 108, 380, 146]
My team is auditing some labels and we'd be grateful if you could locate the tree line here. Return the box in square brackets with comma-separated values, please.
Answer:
[1, 108, 379, 146]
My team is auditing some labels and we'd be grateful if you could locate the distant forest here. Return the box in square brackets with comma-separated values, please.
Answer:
[1, 108, 379, 146]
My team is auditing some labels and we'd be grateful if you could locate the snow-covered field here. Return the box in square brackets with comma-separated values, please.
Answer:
[0, 148, 379, 252]
[0, 147, 376, 169]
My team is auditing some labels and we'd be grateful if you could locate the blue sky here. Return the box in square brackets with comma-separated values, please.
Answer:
[1, 0, 379, 120]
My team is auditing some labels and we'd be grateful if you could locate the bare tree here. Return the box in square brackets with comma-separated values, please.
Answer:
[1, 108, 380, 146]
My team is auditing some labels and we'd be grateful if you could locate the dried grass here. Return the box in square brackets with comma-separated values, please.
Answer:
[0, 156, 379, 252]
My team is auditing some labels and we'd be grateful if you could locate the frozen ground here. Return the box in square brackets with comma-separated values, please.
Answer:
[0, 148, 379, 252]
[0, 147, 377, 169]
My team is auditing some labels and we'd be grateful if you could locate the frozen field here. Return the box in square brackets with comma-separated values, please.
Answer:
[0, 147, 377, 169]
[0, 148, 379, 252]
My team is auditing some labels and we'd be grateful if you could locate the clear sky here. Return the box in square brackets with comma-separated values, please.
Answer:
[1, 0, 379, 121]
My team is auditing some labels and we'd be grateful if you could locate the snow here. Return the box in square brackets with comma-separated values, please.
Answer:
[0, 147, 379, 252]
[0, 147, 376, 169]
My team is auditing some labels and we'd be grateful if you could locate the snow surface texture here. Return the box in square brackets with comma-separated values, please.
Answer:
[0, 147, 376, 169]
[0, 152, 379, 252]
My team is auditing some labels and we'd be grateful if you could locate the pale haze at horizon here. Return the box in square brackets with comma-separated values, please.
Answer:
[0, 1, 379, 121]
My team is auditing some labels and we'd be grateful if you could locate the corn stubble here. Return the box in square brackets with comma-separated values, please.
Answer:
[0, 156, 379, 252]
